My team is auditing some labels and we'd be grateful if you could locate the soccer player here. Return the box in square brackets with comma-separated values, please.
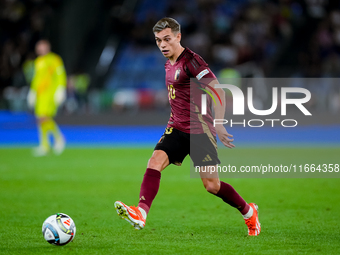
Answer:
[114, 18, 261, 236]
[27, 40, 67, 156]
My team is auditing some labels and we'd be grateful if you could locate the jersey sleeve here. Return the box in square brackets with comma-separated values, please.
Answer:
[30, 58, 41, 92]
[185, 54, 216, 86]
[54, 55, 67, 88]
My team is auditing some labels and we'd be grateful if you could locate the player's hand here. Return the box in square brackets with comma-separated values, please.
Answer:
[215, 125, 235, 149]
[54, 86, 66, 105]
[27, 89, 36, 109]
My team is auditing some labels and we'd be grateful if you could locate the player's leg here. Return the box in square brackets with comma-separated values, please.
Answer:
[114, 150, 168, 230]
[138, 149, 168, 212]
[199, 165, 220, 193]
[33, 100, 65, 155]
[192, 133, 261, 236]
[199, 167, 249, 211]
[138, 128, 188, 217]
[45, 102, 65, 155]
[147, 149, 169, 171]
[199, 166, 261, 236]
[34, 116, 65, 156]
[115, 128, 187, 230]
[33, 116, 50, 156]
[200, 166, 249, 210]
[47, 117, 65, 155]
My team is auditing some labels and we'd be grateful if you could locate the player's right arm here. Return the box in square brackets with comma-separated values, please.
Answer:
[27, 59, 39, 109]
[53, 55, 67, 106]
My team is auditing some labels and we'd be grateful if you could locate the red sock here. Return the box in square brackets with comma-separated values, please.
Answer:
[215, 181, 250, 214]
[138, 168, 161, 214]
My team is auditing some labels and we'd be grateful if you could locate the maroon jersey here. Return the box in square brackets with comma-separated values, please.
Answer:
[165, 48, 217, 136]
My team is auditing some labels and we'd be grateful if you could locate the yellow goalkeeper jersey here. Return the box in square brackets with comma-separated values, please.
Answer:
[31, 52, 67, 117]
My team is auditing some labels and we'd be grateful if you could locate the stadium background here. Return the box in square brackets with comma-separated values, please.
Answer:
[1, 1, 340, 254]
[0, 0, 339, 147]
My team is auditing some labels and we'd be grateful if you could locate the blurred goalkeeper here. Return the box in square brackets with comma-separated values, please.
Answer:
[27, 40, 67, 156]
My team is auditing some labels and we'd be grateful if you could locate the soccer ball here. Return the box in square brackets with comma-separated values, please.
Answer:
[42, 213, 76, 245]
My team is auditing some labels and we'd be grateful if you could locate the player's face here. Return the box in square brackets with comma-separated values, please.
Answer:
[35, 41, 51, 56]
[154, 28, 181, 59]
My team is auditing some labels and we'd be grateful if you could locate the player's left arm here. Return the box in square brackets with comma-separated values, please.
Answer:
[27, 59, 39, 109]
[207, 79, 235, 149]
[186, 54, 235, 148]
[54, 56, 67, 106]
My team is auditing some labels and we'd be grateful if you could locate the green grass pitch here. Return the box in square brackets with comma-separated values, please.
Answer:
[0, 147, 339, 254]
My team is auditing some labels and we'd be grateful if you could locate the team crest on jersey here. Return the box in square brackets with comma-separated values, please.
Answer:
[174, 68, 181, 80]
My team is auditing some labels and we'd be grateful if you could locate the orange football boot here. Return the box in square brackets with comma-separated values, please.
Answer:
[244, 203, 261, 236]
[114, 201, 146, 230]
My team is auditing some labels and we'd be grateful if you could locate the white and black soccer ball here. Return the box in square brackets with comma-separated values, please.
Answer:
[42, 213, 76, 245]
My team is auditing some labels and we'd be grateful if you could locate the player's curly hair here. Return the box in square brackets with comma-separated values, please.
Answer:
[153, 17, 181, 34]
